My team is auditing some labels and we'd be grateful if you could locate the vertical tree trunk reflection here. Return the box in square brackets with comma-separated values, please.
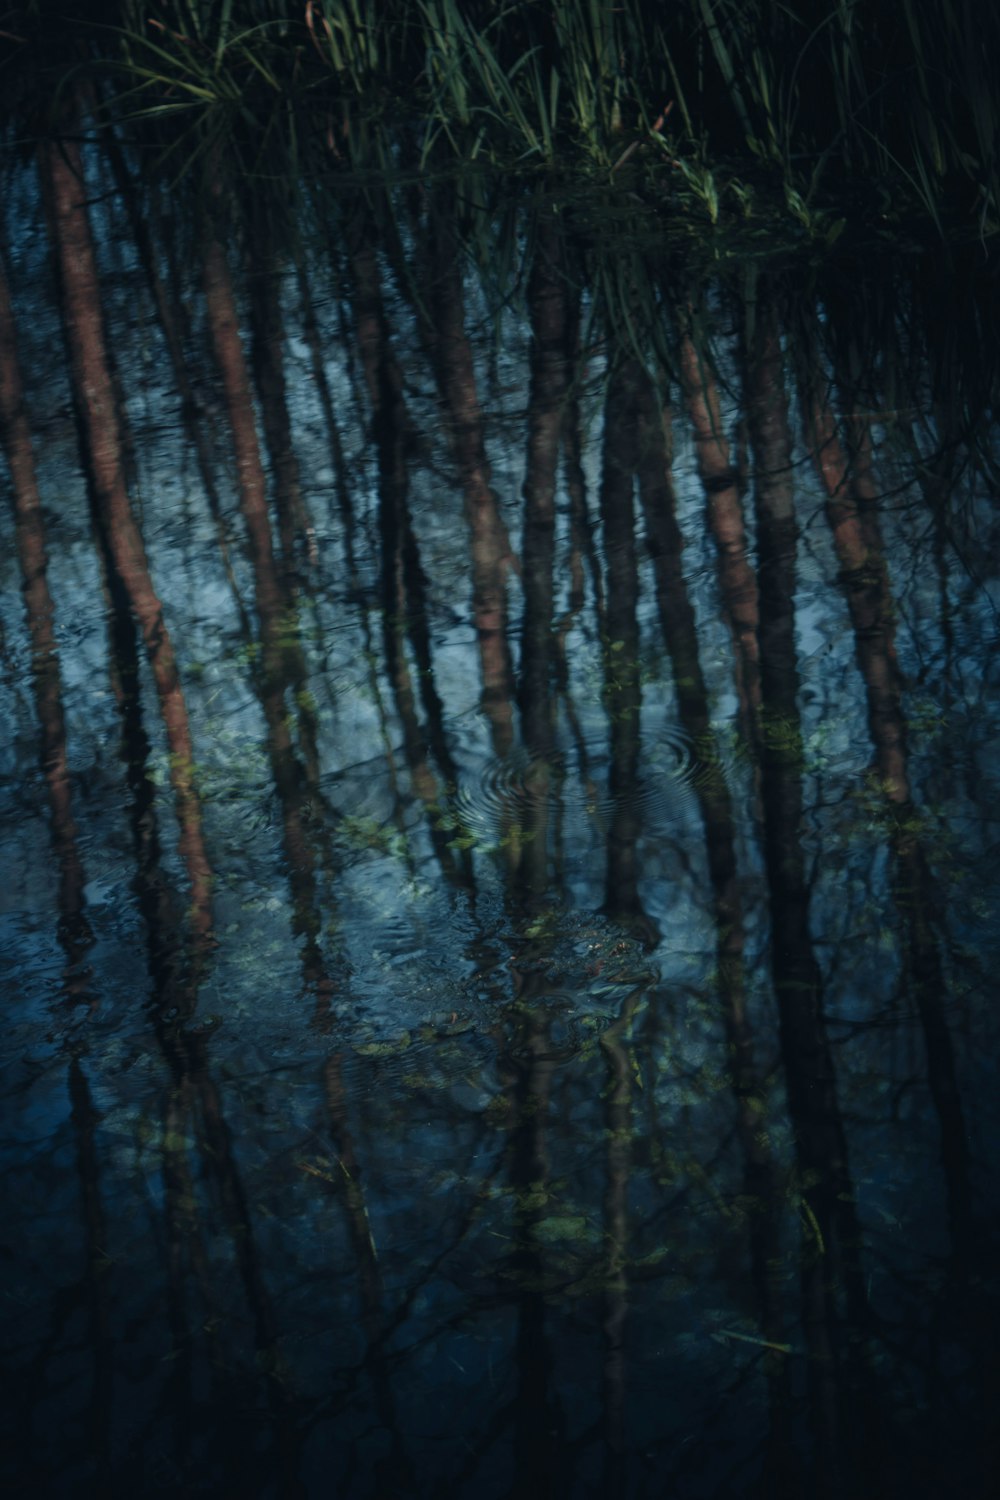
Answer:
[344, 223, 468, 887]
[42, 124, 213, 948]
[95, 106, 252, 639]
[500, 998, 567, 1498]
[0, 245, 92, 979]
[184, 1028, 305, 1495]
[203, 183, 335, 1004]
[517, 216, 567, 907]
[680, 330, 761, 753]
[799, 322, 974, 1257]
[560, 292, 605, 634]
[636, 366, 794, 1476]
[600, 358, 657, 944]
[599, 984, 645, 1493]
[747, 287, 879, 1496]
[247, 237, 314, 570]
[322, 1055, 414, 1491]
[68, 1055, 113, 1494]
[425, 201, 518, 755]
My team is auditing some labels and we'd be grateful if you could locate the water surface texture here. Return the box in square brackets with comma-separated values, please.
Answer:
[2, 179, 999, 1499]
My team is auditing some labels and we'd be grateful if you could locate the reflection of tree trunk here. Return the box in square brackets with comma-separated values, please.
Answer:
[500, 995, 567, 1499]
[323, 1057, 380, 1333]
[295, 251, 354, 554]
[412, 557, 464, 787]
[160, 1075, 196, 1458]
[247, 242, 313, 569]
[517, 218, 567, 905]
[295, 247, 394, 764]
[560, 291, 605, 633]
[0, 246, 91, 974]
[349, 219, 468, 888]
[637, 374, 742, 944]
[322, 1055, 413, 1490]
[42, 127, 213, 947]
[599, 984, 644, 1492]
[202, 206, 284, 622]
[108, 612, 220, 1459]
[110, 545, 192, 1010]
[156, 1066, 235, 1477]
[680, 333, 761, 751]
[68, 1056, 113, 1493]
[203, 195, 334, 1005]
[894, 834, 974, 1242]
[519, 217, 565, 750]
[202, 186, 318, 786]
[376, 377, 465, 885]
[550, 292, 604, 855]
[635, 370, 795, 1473]
[747, 293, 875, 1496]
[600, 359, 657, 944]
[185, 1030, 304, 1494]
[799, 332, 973, 1256]
[97, 117, 252, 639]
[425, 204, 518, 755]
[798, 336, 908, 801]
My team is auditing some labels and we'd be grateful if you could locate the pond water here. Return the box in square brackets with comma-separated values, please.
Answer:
[2, 179, 999, 1498]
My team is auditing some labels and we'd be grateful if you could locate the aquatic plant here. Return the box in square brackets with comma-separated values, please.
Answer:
[0, 0, 996, 239]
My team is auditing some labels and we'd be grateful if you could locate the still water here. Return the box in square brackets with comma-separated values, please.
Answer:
[1, 180, 999, 1498]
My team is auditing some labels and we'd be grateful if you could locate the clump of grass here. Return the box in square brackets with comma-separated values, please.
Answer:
[1, 0, 996, 240]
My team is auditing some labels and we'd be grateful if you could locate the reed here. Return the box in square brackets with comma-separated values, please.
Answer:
[1, 0, 995, 239]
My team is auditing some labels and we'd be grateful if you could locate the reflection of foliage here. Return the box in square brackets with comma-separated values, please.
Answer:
[854, 776, 928, 839]
[906, 697, 948, 738]
[758, 709, 803, 764]
[340, 813, 407, 858]
[354, 1030, 411, 1058]
[758, 709, 851, 777]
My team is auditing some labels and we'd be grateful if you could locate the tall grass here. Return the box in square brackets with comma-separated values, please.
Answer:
[1, 0, 996, 238]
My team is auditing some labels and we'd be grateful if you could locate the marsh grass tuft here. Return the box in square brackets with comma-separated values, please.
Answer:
[2, 0, 997, 242]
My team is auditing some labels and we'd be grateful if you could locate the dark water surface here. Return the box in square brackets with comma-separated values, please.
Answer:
[2, 177, 999, 1498]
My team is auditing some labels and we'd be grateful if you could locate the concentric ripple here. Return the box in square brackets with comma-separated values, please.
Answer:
[454, 725, 732, 847]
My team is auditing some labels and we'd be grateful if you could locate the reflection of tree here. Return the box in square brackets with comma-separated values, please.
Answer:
[96, 538, 303, 1489]
[747, 287, 881, 1496]
[498, 990, 568, 1499]
[516, 215, 567, 908]
[4, 169, 1000, 1498]
[598, 982, 644, 1492]
[559, 290, 605, 637]
[203, 176, 338, 1008]
[638, 365, 744, 976]
[67, 1055, 113, 1494]
[680, 329, 761, 754]
[321, 1053, 415, 1491]
[424, 199, 518, 756]
[636, 363, 796, 1485]
[294, 244, 358, 573]
[349, 217, 471, 892]
[0, 245, 92, 986]
[184, 1028, 306, 1494]
[798, 318, 974, 1258]
[799, 329, 908, 798]
[247, 230, 314, 573]
[95, 108, 253, 640]
[599, 357, 657, 944]
[42, 114, 213, 949]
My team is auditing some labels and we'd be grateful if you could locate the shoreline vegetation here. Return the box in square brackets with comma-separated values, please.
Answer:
[1, 0, 998, 249]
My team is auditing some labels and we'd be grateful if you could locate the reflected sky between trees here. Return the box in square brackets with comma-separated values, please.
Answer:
[2, 151, 1000, 1499]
